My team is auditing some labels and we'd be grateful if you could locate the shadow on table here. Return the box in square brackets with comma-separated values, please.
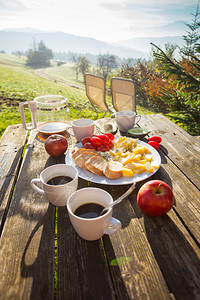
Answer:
[56, 205, 118, 299]
[20, 204, 55, 299]
[144, 214, 200, 299]
[102, 235, 133, 299]
[0, 145, 25, 232]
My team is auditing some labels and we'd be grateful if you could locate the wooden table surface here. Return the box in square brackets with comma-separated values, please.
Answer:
[0, 114, 200, 300]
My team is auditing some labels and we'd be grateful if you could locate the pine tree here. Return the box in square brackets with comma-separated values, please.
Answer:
[151, 5, 200, 136]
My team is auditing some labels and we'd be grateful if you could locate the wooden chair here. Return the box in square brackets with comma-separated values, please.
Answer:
[111, 77, 136, 112]
[78, 74, 111, 117]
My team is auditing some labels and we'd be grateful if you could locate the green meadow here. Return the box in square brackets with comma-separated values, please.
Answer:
[0, 53, 155, 137]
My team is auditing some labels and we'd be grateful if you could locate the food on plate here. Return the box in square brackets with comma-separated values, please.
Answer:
[103, 160, 123, 179]
[99, 134, 110, 145]
[72, 147, 96, 160]
[85, 156, 107, 176]
[91, 136, 101, 147]
[83, 142, 96, 149]
[81, 133, 114, 151]
[72, 136, 160, 179]
[137, 180, 174, 216]
[75, 151, 99, 169]
[109, 136, 159, 176]
[45, 134, 68, 157]
[96, 144, 110, 152]
[81, 137, 91, 146]
[104, 132, 115, 141]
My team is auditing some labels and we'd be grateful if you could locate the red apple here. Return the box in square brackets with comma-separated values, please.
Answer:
[137, 180, 174, 216]
[45, 134, 68, 157]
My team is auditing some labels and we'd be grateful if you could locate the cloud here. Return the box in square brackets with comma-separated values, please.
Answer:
[0, 0, 198, 42]
[0, 0, 28, 12]
[100, 0, 197, 27]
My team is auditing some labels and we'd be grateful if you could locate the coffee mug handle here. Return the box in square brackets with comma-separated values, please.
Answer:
[104, 217, 122, 235]
[135, 114, 141, 125]
[30, 178, 45, 195]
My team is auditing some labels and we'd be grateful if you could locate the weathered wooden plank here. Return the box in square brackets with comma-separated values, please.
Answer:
[103, 182, 200, 299]
[139, 114, 200, 188]
[101, 184, 171, 300]
[0, 124, 28, 228]
[150, 150, 200, 244]
[132, 198, 200, 300]
[0, 129, 56, 299]
[102, 150, 200, 299]
[57, 180, 115, 299]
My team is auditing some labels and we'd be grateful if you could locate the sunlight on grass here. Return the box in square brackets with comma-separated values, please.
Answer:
[43, 62, 85, 86]
[0, 53, 156, 138]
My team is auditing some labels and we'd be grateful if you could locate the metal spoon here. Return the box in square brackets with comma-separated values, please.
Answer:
[99, 182, 136, 216]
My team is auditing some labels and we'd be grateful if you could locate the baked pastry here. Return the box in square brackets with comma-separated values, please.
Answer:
[85, 156, 107, 176]
[103, 160, 123, 179]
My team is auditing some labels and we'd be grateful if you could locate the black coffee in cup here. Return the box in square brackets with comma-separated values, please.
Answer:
[47, 175, 72, 185]
[74, 203, 105, 219]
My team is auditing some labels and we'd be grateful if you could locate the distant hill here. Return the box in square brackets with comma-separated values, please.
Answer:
[0, 29, 146, 59]
[117, 36, 184, 54]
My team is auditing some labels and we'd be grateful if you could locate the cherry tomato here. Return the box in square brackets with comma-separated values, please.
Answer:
[90, 136, 102, 147]
[148, 141, 160, 150]
[99, 134, 110, 146]
[104, 133, 115, 141]
[108, 139, 114, 149]
[81, 137, 91, 146]
[148, 136, 162, 143]
[96, 144, 110, 152]
[84, 142, 96, 150]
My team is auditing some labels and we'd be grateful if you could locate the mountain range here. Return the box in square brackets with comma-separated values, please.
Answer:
[0, 27, 185, 59]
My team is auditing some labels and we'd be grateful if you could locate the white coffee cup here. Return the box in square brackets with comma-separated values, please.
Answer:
[30, 164, 78, 207]
[68, 119, 94, 142]
[115, 110, 141, 132]
[67, 187, 122, 241]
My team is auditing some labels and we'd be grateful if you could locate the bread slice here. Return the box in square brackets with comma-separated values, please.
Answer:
[72, 147, 97, 160]
[103, 160, 123, 179]
[85, 156, 107, 176]
[75, 152, 98, 169]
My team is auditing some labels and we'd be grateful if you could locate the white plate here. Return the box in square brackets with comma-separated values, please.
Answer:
[38, 121, 69, 134]
[65, 139, 161, 185]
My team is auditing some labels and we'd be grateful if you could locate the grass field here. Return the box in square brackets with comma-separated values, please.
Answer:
[0, 53, 155, 137]
[42, 62, 85, 86]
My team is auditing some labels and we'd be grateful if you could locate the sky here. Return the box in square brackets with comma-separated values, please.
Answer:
[0, 0, 198, 42]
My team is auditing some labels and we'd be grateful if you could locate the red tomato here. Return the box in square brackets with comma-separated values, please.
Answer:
[148, 141, 160, 150]
[99, 134, 110, 146]
[104, 133, 115, 141]
[108, 139, 114, 149]
[81, 137, 91, 146]
[90, 136, 102, 147]
[148, 136, 162, 143]
[84, 142, 96, 150]
[137, 180, 174, 216]
[96, 144, 110, 152]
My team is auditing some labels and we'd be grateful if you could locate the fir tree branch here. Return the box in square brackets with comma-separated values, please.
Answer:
[150, 42, 200, 85]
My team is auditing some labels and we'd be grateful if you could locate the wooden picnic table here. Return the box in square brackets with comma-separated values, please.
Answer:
[0, 114, 199, 300]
